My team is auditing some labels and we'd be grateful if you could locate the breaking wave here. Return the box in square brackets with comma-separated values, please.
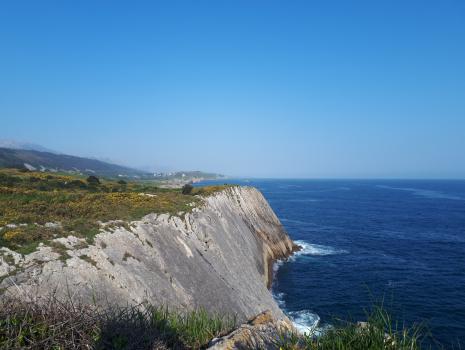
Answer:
[288, 310, 322, 335]
[272, 240, 346, 335]
[272, 290, 326, 336]
[290, 240, 348, 260]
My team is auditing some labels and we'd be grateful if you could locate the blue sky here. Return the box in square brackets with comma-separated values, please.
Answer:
[1, 1, 464, 178]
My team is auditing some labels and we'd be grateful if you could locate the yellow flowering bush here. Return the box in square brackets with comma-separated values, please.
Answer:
[3, 229, 22, 241]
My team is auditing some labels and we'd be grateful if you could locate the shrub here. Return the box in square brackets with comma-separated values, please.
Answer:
[0, 297, 235, 350]
[118, 180, 127, 185]
[181, 184, 193, 195]
[0, 297, 98, 349]
[28, 176, 40, 182]
[68, 179, 87, 189]
[86, 175, 100, 185]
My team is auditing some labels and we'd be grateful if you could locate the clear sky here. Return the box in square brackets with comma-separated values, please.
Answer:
[1, 1, 464, 178]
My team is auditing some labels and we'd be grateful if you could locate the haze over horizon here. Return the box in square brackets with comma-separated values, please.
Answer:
[1, 1, 465, 179]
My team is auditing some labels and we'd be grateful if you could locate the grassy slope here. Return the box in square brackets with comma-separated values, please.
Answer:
[0, 168, 226, 254]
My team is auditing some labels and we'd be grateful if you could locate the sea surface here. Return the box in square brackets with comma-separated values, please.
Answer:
[197, 179, 465, 348]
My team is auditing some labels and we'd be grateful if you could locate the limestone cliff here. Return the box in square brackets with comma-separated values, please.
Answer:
[0, 186, 296, 322]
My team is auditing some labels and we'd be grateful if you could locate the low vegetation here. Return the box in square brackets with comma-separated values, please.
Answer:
[182, 184, 194, 195]
[0, 298, 436, 350]
[0, 297, 235, 349]
[0, 169, 227, 255]
[279, 305, 431, 350]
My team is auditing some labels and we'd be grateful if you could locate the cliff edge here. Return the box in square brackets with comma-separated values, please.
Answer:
[1, 186, 297, 323]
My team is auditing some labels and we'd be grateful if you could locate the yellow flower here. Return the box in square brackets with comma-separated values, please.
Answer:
[3, 229, 22, 241]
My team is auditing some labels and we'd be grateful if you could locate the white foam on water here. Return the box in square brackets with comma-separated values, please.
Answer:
[272, 260, 284, 279]
[290, 240, 348, 261]
[271, 240, 344, 336]
[271, 240, 347, 288]
[288, 310, 322, 335]
[273, 259, 284, 271]
[271, 289, 324, 336]
[272, 291, 286, 308]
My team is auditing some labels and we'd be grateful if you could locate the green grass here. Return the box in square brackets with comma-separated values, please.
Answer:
[278, 305, 431, 350]
[0, 298, 235, 350]
[0, 168, 228, 255]
[140, 306, 235, 349]
[0, 299, 439, 350]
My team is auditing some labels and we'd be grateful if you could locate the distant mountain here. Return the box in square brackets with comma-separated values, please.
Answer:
[0, 140, 225, 181]
[0, 139, 56, 153]
[0, 147, 149, 178]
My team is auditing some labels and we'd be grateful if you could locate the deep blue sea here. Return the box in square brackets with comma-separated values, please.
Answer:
[197, 179, 465, 348]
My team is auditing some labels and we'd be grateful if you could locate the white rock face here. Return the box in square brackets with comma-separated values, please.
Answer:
[0, 187, 296, 322]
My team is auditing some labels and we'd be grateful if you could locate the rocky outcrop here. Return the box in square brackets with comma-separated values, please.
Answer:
[0, 187, 297, 323]
[207, 310, 288, 350]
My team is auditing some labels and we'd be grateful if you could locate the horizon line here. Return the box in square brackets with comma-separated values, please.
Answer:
[217, 176, 465, 181]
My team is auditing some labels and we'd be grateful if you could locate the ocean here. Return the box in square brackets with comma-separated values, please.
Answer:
[197, 179, 465, 347]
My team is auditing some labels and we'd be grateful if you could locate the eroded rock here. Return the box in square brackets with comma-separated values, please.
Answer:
[207, 310, 292, 350]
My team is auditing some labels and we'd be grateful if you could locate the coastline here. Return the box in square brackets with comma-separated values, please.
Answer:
[266, 242, 302, 289]
[1, 186, 296, 324]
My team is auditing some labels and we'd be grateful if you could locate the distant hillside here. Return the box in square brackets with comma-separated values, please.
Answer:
[0, 139, 56, 153]
[0, 147, 225, 182]
[0, 147, 147, 178]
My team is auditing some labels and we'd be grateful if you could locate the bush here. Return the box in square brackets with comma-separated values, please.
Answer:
[181, 184, 193, 195]
[0, 297, 98, 349]
[86, 175, 100, 185]
[118, 180, 127, 185]
[68, 179, 87, 189]
[0, 297, 235, 350]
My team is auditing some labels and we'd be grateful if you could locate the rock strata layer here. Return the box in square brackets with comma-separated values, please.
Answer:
[207, 310, 288, 350]
[0, 186, 297, 322]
